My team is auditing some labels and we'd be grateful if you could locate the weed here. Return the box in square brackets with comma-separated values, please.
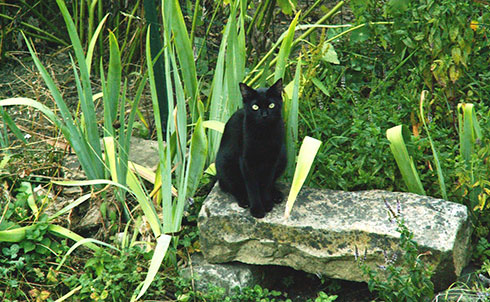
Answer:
[358, 200, 434, 302]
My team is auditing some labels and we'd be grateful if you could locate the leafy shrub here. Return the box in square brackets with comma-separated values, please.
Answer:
[359, 207, 434, 302]
[0, 186, 68, 300]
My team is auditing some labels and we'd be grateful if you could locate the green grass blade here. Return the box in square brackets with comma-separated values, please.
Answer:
[145, 0, 169, 134]
[105, 31, 122, 129]
[274, 10, 300, 82]
[146, 27, 173, 234]
[56, 237, 117, 270]
[0, 98, 101, 178]
[284, 58, 302, 178]
[0, 225, 31, 242]
[203, 120, 225, 133]
[185, 117, 208, 201]
[126, 166, 162, 237]
[207, 2, 236, 162]
[48, 225, 101, 252]
[168, 0, 199, 122]
[134, 234, 171, 300]
[0, 98, 64, 134]
[49, 193, 91, 220]
[419, 91, 447, 200]
[170, 54, 189, 232]
[86, 13, 109, 75]
[224, 1, 244, 117]
[161, 4, 189, 232]
[0, 106, 27, 143]
[116, 81, 129, 189]
[23, 26, 102, 180]
[53, 179, 131, 191]
[386, 125, 426, 195]
[0, 98, 65, 137]
[458, 103, 481, 169]
[56, 0, 101, 163]
[284, 136, 322, 219]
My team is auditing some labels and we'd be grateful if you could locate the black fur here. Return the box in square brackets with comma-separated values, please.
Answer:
[216, 79, 287, 218]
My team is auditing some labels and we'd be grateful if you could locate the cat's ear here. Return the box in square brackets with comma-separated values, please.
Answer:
[239, 82, 255, 103]
[268, 79, 283, 98]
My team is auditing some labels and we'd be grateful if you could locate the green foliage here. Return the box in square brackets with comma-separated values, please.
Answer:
[350, 0, 490, 98]
[313, 291, 338, 302]
[359, 213, 434, 302]
[0, 187, 69, 299]
[176, 283, 339, 302]
[474, 238, 490, 264]
[175, 282, 291, 302]
[63, 245, 167, 301]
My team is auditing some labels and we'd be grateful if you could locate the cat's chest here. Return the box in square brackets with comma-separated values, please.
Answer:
[242, 131, 283, 159]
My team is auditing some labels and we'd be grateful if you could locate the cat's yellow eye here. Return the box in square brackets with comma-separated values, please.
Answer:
[268, 103, 275, 109]
[252, 104, 259, 111]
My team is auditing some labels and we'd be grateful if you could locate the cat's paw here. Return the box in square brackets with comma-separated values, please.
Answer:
[264, 201, 274, 212]
[272, 188, 283, 204]
[250, 206, 265, 218]
[238, 199, 249, 208]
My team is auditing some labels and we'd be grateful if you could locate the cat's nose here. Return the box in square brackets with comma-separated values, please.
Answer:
[261, 111, 268, 118]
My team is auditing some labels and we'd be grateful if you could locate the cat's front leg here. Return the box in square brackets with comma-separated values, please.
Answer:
[260, 183, 274, 212]
[239, 159, 265, 218]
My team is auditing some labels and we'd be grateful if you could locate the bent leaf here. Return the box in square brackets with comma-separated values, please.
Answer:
[135, 234, 171, 300]
[386, 125, 425, 196]
[203, 120, 225, 134]
[56, 237, 118, 269]
[284, 136, 322, 219]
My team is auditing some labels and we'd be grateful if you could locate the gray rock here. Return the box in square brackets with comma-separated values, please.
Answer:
[180, 254, 263, 294]
[198, 184, 472, 290]
[128, 136, 160, 169]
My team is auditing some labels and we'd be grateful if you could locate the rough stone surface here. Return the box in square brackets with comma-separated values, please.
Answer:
[180, 254, 263, 294]
[198, 184, 472, 289]
[128, 136, 160, 169]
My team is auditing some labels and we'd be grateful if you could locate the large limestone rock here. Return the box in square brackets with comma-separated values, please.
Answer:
[198, 184, 472, 289]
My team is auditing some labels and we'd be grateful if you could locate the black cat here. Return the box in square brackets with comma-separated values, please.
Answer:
[216, 79, 287, 218]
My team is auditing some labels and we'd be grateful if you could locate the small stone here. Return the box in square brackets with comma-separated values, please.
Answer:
[179, 254, 262, 294]
[128, 137, 160, 169]
[198, 184, 472, 290]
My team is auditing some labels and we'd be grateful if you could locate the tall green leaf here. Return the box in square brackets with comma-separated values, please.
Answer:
[146, 27, 173, 234]
[103, 31, 122, 134]
[185, 117, 208, 202]
[458, 103, 482, 169]
[419, 91, 447, 200]
[169, 0, 199, 122]
[284, 58, 302, 178]
[207, 1, 244, 162]
[144, 0, 168, 134]
[56, 0, 101, 162]
[86, 13, 109, 74]
[386, 125, 426, 196]
[274, 10, 301, 82]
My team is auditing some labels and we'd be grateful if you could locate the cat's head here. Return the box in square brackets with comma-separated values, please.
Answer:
[239, 79, 283, 124]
